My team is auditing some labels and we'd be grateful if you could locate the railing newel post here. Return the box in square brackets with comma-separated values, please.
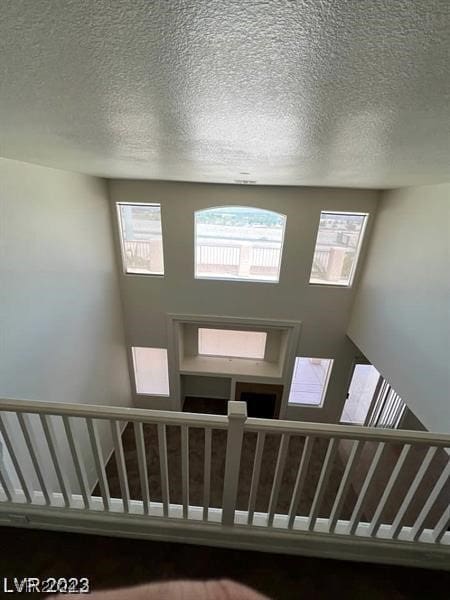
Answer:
[222, 401, 247, 526]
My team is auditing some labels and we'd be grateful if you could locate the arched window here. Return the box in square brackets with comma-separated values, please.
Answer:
[194, 206, 286, 283]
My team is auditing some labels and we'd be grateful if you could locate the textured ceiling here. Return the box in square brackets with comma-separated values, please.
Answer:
[0, 1, 449, 188]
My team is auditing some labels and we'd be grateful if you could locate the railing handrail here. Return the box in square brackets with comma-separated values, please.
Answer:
[0, 397, 448, 555]
[0, 398, 228, 428]
[244, 417, 450, 446]
[0, 397, 449, 446]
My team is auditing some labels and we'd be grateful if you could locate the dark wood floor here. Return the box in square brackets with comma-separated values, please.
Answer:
[0, 526, 449, 599]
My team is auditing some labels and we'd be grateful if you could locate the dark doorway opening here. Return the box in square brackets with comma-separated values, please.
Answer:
[239, 392, 277, 418]
[235, 382, 283, 419]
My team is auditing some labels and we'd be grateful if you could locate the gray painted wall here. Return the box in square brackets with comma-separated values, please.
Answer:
[109, 179, 379, 423]
[0, 158, 132, 490]
[348, 183, 450, 433]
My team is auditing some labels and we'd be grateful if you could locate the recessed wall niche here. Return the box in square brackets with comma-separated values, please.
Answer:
[167, 314, 301, 416]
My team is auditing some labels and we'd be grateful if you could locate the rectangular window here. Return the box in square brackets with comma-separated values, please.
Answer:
[340, 364, 381, 425]
[195, 207, 286, 283]
[341, 364, 406, 428]
[117, 203, 164, 275]
[198, 328, 267, 359]
[368, 386, 406, 429]
[309, 212, 368, 286]
[132, 347, 170, 396]
[288, 357, 333, 406]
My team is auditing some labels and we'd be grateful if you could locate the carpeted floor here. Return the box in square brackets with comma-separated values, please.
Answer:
[0, 526, 449, 599]
[98, 397, 356, 519]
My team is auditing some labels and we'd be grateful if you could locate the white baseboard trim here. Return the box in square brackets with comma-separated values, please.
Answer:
[0, 502, 448, 572]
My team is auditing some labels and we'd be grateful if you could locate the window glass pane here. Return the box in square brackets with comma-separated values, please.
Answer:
[368, 387, 406, 429]
[118, 203, 164, 275]
[309, 212, 368, 286]
[198, 328, 267, 359]
[340, 364, 380, 425]
[132, 347, 170, 396]
[341, 364, 407, 428]
[288, 357, 333, 406]
[195, 207, 286, 282]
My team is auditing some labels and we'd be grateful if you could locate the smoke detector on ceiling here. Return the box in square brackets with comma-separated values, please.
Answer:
[234, 173, 256, 184]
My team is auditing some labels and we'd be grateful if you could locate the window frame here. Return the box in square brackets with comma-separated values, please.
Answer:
[309, 211, 369, 288]
[287, 357, 334, 408]
[116, 202, 165, 277]
[194, 206, 287, 284]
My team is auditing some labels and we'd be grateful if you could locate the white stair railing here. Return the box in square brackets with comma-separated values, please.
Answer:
[241, 412, 449, 544]
[0, 397, 448, 562]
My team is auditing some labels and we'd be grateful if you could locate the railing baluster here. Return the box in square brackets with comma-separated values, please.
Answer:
[202, 427, 212, 521]
[389, 397, 400, 428]
[110, 420, 130, 513]
[329, 439, 363, 532]
[368, 381, 387, 427]
[390, 446, 437, 539]
[247, 431, 266, 525]
[0, 395, 448, 554]
[181, 424, 189, 519]
[367, 444, 411, 537]
[433, 508, 450, 543]
[87, 418, 110, 511]
[158, 423, 170, 518]
[0, 459, 14, 502]
[17, 413, 51, 505]
[384, 390, 399, 428]
[394, 401, 406, 429]
[348, 442, 385, 535]
[133, 422, 150, 514]
[268, 433, 290, 526]
[288, 436, 315, 529]
[40, 414, 72, 507]
[62, 416, 90, 509]
[410, 461, 450, 542]
[0, 414, 32, 503]
[308, 437, 337, 531]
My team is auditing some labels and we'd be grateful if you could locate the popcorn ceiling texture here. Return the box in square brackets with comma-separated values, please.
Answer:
[0, 0, 449, 188]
